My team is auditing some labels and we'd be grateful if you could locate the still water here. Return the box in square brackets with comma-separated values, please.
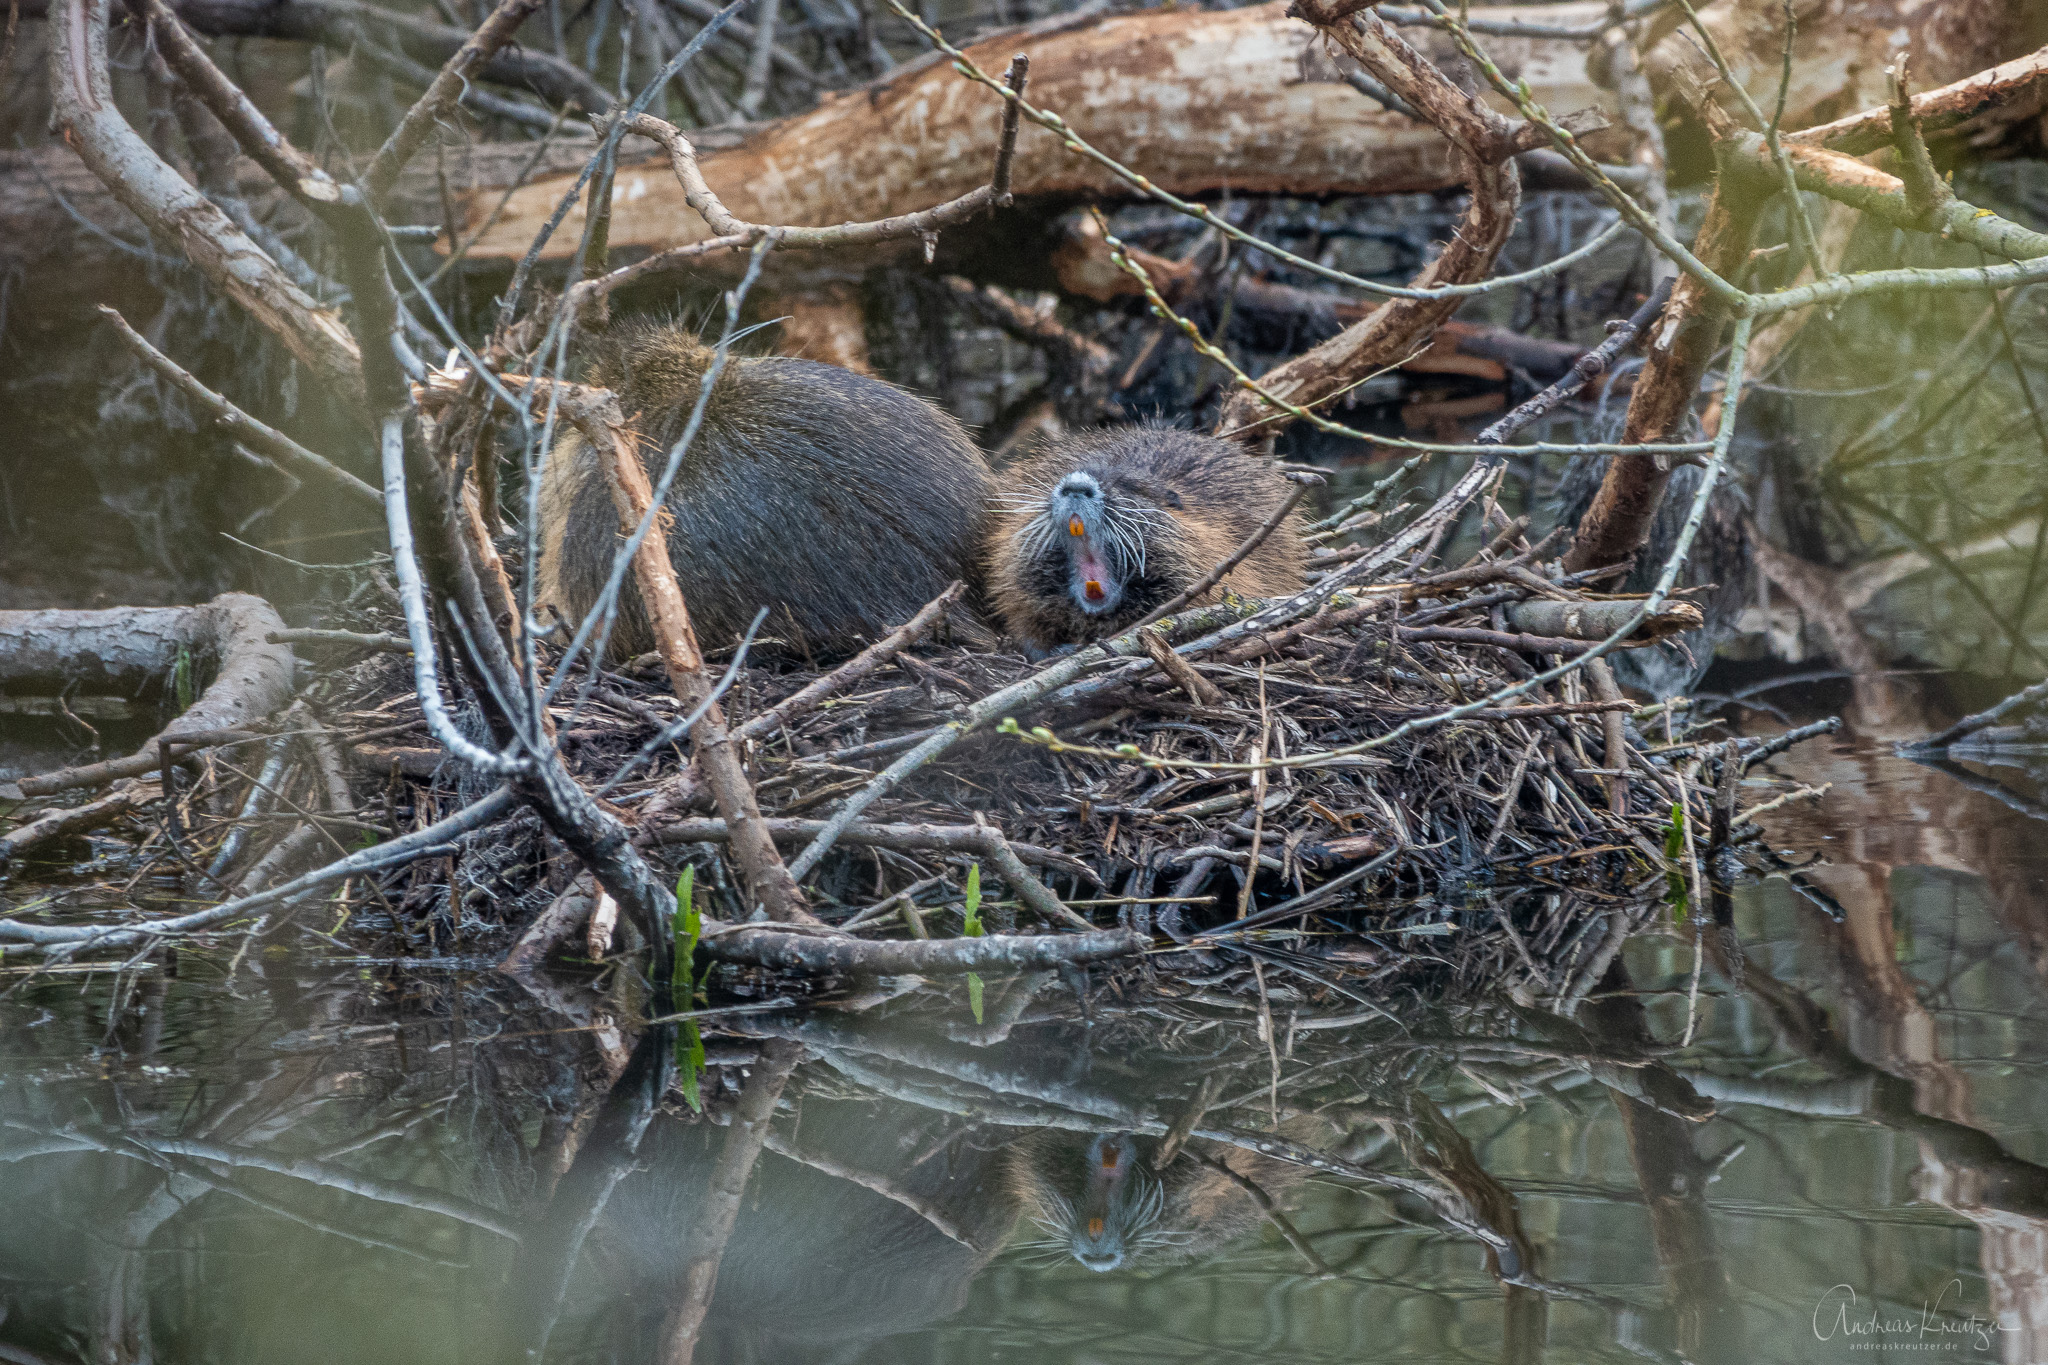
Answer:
[3, 698, 2045, 1365]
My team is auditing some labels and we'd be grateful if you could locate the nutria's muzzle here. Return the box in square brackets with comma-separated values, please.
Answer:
[1049, 472, 1123, 616]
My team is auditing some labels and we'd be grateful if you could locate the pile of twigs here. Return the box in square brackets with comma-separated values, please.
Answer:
[257, 472, 1823, 1000]
[0, 447, 1846, 1011]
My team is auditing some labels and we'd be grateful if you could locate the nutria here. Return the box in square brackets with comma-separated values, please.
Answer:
[985, 428, 1306, 651]
[1005, 1129, 1310, 1272]
[536, 323, 992, 657]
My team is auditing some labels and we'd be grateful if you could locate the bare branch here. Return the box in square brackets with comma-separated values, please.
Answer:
[363, 0, 548, 204]
[568, 98, 1025, 304]
[48, 0, 362, 400]
[98, 307, 381, 508]
[1475, 279, 1672, 446]
[733, 583, 964, 743]
[1217, 1, 1521, 436]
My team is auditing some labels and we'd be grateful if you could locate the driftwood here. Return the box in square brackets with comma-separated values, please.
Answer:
[1, 594, 295, 799]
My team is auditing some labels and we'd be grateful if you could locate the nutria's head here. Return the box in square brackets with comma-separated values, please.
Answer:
[1015, 467, 1175, 624]
[1015, 1133, 1177, 1272]
[989, 427, 1305, 650]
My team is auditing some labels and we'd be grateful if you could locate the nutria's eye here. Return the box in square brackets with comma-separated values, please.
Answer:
[1069, 517, 1085, 537]
[1159, 490, 1184, 510]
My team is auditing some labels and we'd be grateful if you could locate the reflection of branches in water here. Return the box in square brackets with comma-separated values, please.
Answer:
[0, 1125, 518, 1240]
[497, 1025, 670, 1360]
[1701, 934, 2048, 1221]
[1915, 755, 2048, 825]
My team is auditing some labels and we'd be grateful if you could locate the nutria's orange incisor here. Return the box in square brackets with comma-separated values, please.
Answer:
[985, 427, 1306, 651]
[537, 323, 992, 657]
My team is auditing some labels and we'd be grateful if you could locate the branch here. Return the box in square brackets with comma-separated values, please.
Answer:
[1561, 184, 1757, 575]
[49, 0, 362, 401]
[98, 307, 381, 508]
[732, 582, 963, 743]
[570, 88, 1029, 305]
[44, 0, 615, 113]
[1885, 57, 1949, 228]
[1475, 279, 1672, 446]
[0, 789, 518, 950]
[544, 380, 817, 926]
[1788, 42, 2048, 155]
[702, 925, 1147, 975]
[639, 816, 1094, 882]
[1217, 1, 1521, 435]
[7, 595, 296, 798]
[1718, 122, 2048, 263]
[124, 0, 346, 204]
[0, 781, 148, 866]
[363, 0, 547, 203]
[122, 0, 410, 407]
[1901, 677, 2048, 751]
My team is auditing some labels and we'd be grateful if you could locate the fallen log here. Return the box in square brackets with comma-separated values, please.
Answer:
[453, 0, 1616, 269]
[2, 593, 296, 798]
[6, 0, 2040, 311]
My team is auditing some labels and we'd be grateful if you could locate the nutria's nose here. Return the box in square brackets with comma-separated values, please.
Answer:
[1055, 473, 1102, 500]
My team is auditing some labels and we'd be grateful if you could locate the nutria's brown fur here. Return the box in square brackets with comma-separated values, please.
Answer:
[984, 428, 1306, 651]
[537, 323, 992, 657]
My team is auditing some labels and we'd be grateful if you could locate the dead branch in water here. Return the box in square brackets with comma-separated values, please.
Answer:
[3, 595, 295, 799]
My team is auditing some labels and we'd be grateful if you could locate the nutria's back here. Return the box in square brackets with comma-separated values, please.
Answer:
[985, 428, 1306, 650]
[537, 325, 992, 657]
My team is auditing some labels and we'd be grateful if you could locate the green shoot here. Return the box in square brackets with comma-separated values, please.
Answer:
[1663, 804, 1689, 920]
[963, 863, 984, 1025]
[672, 866, 707, 1112]
[173, 645, 194, 713]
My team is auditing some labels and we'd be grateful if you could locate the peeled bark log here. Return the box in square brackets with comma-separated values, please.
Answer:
[46, 0, 364, 402]
[455, 0, 1626, 268]
[448, 0, 2039, 269]
[5, 0, 2040, 305]
[1, 593, 296, 798]
[1503, 596, 1703, 643]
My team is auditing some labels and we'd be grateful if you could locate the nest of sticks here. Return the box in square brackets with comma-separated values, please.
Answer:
[277, 472, 1829, 1005]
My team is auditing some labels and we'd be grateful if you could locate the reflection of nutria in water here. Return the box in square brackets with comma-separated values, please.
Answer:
[1005, 1129, 1308, 1272]
[986, 428, 1306, 651]
[597, 1102, 1321, 1357]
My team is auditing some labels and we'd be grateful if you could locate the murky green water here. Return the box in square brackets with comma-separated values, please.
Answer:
[4, 708, 2045, 1364]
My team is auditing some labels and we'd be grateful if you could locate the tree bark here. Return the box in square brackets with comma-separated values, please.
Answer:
[1559, 186, 1756, 576]
[6, 0, 2041, 305]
